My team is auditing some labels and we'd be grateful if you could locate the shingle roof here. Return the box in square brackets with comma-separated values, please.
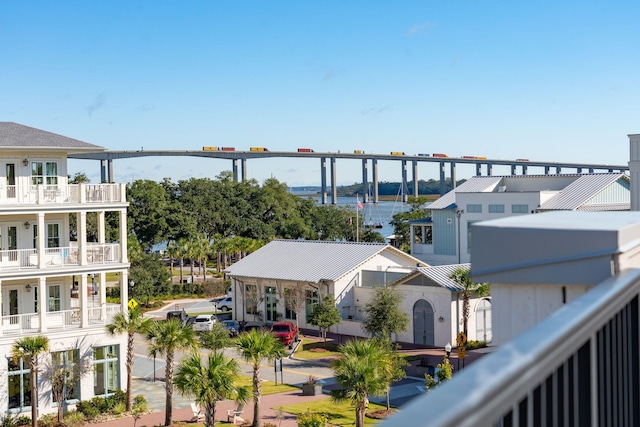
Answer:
[427, 177, 502, 209]
[0, 122, 104, 152]
[415, 263, 471, 292]
[540, 173, 629, 211]
[225, 240, 423, 282]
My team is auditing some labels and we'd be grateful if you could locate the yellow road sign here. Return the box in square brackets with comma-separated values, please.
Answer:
[128, 298, 139, 310]
[456, 331, 467, 346]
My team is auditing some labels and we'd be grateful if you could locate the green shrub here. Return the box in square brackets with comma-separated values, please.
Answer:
[76, 400, 101, 420]
[111, 402, 126, 415]
[36, 414, 57, 427]
[297, 410, 327, 427]
[0, 414, 16, 427]
[109, 389, 127, 407]
[14, 416, 31, 427]
[466, 340, 487, 350]
[63, 411, 86, 427]
[133, 394, 148, 412]
[263, 423, 278, 427]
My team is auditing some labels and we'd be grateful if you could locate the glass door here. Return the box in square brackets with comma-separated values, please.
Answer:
[6, 163, 16, 199]
[264, 286, 277, 323]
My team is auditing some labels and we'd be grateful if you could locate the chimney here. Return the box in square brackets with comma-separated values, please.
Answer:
[630, 134, 640, 211]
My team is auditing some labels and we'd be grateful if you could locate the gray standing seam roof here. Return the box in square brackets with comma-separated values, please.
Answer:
[540, 173, 629, 211]
[415, 263, 471, 292]
[225, 240, 417, 282]
[0, 122, 104, 151]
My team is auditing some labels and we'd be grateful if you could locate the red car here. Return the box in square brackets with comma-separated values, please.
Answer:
[270, 321, 299, 348]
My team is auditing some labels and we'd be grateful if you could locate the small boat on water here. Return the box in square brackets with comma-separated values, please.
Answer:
[364, 219, 384, 229]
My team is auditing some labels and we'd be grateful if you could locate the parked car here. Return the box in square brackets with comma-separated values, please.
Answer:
[192, 314, 216, 332]
[240, 321, 264, 333]
[270, 321, 299, 349]
[217, 296, 233, 311]
[222, 320, 240, 337]
[166, 309, 188, 326]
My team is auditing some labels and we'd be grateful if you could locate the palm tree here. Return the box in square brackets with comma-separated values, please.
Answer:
[13, 336, 50, 427]
[146, 319, 199, 426]
[330, 339, 389, 427]
[105, 307, 152, 411]
[174, 352, 250, 427]
[449, 267, 491, 336]
[235, 329, 284, 427]
[175, 238, 189, 285]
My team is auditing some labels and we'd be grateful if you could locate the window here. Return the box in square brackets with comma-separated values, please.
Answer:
[51, 350, 80, 403]
[467, 220, 479, 253]
[414, 226, 422, 243]
[284, 288, 297, 320]
[32, 224, 38, 249]
[93, 345, 120, 397]
[512, 204, 529, 213]
[305, 289, 319, 323]
[47, 224, 60, 248]
[8, 357, 31, 411]
[31, 161, 58, 187]
[488, 204, 505, 213]
[466, 204, 482, 213]
[245, 284, 258, 315]
[425, 226, 433, 244]
[49, 284, 61, 312]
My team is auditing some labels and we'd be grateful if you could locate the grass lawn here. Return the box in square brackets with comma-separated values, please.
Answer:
[276, 397, 387, 426]
[293, 338, 342, 361]
[236, 374, 299, 395]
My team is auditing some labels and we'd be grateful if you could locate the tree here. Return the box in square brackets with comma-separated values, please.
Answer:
[45, 350, 90, 423]
[389, 196, 430, 252]
[106, 307, 152, 411]
[127, 179, 171, 250]
[146, 319, 199, 426]
[284, 285, 307, 332]
[424, 356, 453, 392]
[129, 253, 172, 306]
[199, 322, 233, 353]
[12, 336, 49, 427]
[362, 286, 409, 340]
[449, 267, 491, 336]
[174, 352, 250, 427]
[235, 329, 285, 427]
[379, 341, 408, 410]
[307, 294, 341, 346]
[330, 339, 389, 427]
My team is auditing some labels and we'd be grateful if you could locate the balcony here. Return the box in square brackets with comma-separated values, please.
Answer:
[0, 244, 121, 272]
[382, 269, 640, 427]
[1, 304, 121, 336]
[0, 183, 126, 206]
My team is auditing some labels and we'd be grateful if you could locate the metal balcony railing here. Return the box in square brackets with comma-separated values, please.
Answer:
[383, 269, 640, 427]
[0, 183, 125, 205]
[0, 244, 121, 271]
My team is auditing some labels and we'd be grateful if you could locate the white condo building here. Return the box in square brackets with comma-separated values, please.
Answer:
[0, 123, 129, 418]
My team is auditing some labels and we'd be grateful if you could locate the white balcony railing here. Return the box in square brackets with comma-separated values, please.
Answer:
[0, 244, 121, 271]
[383, 269, 640, 427]
[0, 183, 125, 205]
[1, 305, 121, 336]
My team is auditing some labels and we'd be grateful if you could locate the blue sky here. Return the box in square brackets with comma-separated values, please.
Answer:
[2, 1, 638, 186]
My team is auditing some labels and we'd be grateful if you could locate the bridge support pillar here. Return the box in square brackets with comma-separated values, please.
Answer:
[545, 166, 550, 174]
[487, 163, 493, 176]
[511, 165, 516, 175]
[629, 134, 640, 211]
[577, 167, 582, 174]
[320, 158, 327, 205]
[522, 165, 528, 175]
[108, 159, 113, 183]
[475, 163, 481, 176]
[589, 168, 594, 173]
[556, 166, 562, 173]
[330, 157, 337, 205]
[439, 162, 446, 196]
[450, 162, 457, 189]
[401, 160, 408, 203]
[100, 159, 107, 183]
[362, 159, 369, 203]
[372, 159, 379, 203]
[241, 158, 247, 181]
[232, 159, 239, 182]
[412, 160, 419, 198]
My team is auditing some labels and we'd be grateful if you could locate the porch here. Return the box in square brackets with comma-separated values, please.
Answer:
[0, 183, 126, 205]
[0, 243, 121, 272]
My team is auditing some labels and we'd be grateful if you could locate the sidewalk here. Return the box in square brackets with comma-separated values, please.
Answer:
[89, 381, 329, 427]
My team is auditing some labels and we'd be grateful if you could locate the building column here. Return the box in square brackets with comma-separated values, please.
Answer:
[78, 211, 87, 266]
[38, 277, 46, 332]
[120, 209, 128, 263]
[97, 211, 105, 244]
[629, 134, 640, 211]
[80, 273, 89, 328]
[37, 213, 45, 268]
[100, 272, 107, 320]
[121, 270, 129, 314]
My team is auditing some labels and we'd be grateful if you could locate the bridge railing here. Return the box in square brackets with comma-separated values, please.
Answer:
[382, 268, 640, 427]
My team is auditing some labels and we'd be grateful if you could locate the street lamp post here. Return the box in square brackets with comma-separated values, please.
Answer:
[444, 342, 451, 361]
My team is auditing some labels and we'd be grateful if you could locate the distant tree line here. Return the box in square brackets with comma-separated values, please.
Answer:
[337, 178, 466, 197]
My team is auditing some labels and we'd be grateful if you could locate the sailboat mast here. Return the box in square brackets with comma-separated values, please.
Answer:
[356, 193, 359, 242]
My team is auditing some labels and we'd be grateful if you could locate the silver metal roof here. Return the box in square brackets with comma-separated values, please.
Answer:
[225, 239, 424, 282]
[0, 122, 104, 152]
[427, 177, 502, 209]
[540, 173, 629, 211]
[415, 263, 471, 292]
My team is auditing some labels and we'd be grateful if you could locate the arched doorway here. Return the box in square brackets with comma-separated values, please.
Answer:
[476, 298, 492, 342]
[413, 299, 434, 345]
